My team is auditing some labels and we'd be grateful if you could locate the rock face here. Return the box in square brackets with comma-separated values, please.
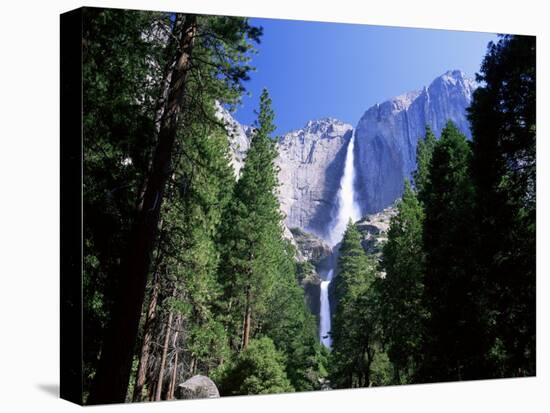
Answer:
[291, 227, 333, 317]
[289, 227, 332, 264]
[276, 118, 353, 239]
[355, 205, 397, 258]
[297, 261, 322, 317]
[354, 70, 476, 214]
[216, 103, 252, 177]
[176, 375, 220, 400]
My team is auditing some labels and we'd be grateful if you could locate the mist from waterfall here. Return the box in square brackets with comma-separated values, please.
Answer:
[319, 130, 361, 349]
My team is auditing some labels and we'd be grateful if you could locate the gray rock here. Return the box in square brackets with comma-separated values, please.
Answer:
[354, 70, 476, 214]
[356, 205, 398, 259]
[276, 118, 353, 238]
[298, 262, 322, 317]
[291, 228, 335, 318]
[176, 375, 220, 400]
[289, 227, 332, 265]
[216, 103, 252, 177]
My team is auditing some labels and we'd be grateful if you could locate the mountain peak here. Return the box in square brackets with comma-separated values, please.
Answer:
[301, 117, 352, 135]
[433, 69, 477, 89]
[442, 69, 466, 79]
[304, 117, 347, 129]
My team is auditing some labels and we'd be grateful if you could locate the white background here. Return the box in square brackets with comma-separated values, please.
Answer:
[0, 0, 548, 411]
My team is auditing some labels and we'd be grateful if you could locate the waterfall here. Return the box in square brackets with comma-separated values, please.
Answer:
[319, 269, 334, 348]
[328, 129, 362, 247]
[319, 130, 361, 349]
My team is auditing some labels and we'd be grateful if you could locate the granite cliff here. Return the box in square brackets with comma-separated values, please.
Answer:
[276, 119, 353, 239]
[354, 70, 476, 213]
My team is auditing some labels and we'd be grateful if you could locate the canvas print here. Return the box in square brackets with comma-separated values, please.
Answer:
[60, 6, 536, 405]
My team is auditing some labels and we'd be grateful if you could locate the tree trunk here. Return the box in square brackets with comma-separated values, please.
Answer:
[189, 357, 196, 377]
[393, 366, 401, 384]
[132, 272, 161, 402]
[168, 349, 179, 399]
[148, 381, 156, 402]
[242, 286, 252, 350]
[155, 310, 175, 401]
[365, 348, 375, 387]
[87, 15, 198, 404]
[167, 315, 181, 400]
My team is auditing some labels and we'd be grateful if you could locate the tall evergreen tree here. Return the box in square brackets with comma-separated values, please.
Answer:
[131, 110, 236, 401]
[414, 126, 437, 203]
[419, 121, 489, 382]
[219, 89, 283, 351]
[82, 9, 171, 401]
[468, 34, 536, 377]
[330, 222, 389, 388]
[379, 180, 426, 383]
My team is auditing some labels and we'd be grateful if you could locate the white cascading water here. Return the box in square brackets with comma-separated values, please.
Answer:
[328, 129, 362, 247]
[320, 130, 362, 349]
[320, 269, 334, 348]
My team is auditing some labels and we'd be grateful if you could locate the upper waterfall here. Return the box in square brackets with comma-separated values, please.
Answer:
[327, 130, 362, 246]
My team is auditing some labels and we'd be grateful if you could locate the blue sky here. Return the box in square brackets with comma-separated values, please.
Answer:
[232, 18, 498, 135]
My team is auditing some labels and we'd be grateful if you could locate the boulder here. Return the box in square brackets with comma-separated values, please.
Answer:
[176, 375, 220, 400]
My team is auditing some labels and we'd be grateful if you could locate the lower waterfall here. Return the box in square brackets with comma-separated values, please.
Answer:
[319, 270, 334, 348]
[319, 129, 361, 349]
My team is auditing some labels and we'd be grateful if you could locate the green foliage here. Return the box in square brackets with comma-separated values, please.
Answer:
[217, 90, 326, 392]
[378, 181, 426, 383]
[159, 114, 236, 374]
[419, 121, 489, 382]
[82, 9, 264, 401]
[218, 89, 283, 349]
[414, 126, 437, 204]
[216, 338, 294, 395]
[82, 8, 168, 393]
[468, 34, 536, 377]
[261, 242, 328, 391]
[330, 222, 389, 388]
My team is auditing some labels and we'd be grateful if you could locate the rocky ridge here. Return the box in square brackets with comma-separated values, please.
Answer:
[354, 70, 476, 213]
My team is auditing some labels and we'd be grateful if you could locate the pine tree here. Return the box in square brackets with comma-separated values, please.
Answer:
[419, 121, 488, 382]
[379, 180, 426, 383]
[330, 222, 389, 388]
[82, 9, 171, 401]
[414, 126, 437, 203]
[468, 34, 536, 377]
[135, 110, 236, 401]
[219, 89, 283, 351]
